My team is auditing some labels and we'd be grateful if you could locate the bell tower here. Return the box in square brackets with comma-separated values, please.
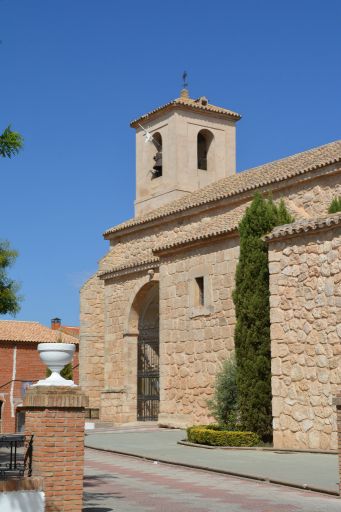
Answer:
[131, 89, 241, 217]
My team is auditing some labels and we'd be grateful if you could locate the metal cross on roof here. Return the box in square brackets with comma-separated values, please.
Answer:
[182, 71, 188, 89]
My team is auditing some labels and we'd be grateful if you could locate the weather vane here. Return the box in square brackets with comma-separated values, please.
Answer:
[182, 71, 188, 89]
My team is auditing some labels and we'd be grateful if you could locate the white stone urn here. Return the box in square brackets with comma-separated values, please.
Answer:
[33, 343, 77, 387]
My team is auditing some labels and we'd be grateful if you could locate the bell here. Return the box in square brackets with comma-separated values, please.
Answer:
[153, 151, 162, 168]
[152, 152, 162, 178]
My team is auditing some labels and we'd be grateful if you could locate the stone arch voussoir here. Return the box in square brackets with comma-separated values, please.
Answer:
[124, 273, 159, 336]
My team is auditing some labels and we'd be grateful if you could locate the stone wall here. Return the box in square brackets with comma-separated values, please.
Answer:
[79, 274, 105, 409]
[80, 162, 341, 429]
[100, 272, 160, 423]
[158, 236, 239, 427]
[93, 235, 239, 427]
[269, 224, 341, 450]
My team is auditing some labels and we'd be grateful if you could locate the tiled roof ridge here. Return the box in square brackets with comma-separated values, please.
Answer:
[0, 320, 79, 344]
[130, 96, 241, 127]
[265, 212, 341, 242]
[103, 139, 341, 238]
[0, 320, 39, 323]
[153, 226, 236, 254]
[98, 256, 160, 279]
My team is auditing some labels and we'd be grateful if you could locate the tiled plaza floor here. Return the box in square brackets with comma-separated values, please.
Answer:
[83, 448, 340, 512]
[85, 427, 339, 494]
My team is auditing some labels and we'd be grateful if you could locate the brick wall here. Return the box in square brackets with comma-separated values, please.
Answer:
[0, 342, 79, 433]
[24, 386, 88, 512]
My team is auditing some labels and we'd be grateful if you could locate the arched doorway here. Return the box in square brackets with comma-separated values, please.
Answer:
[137, 285, 159, 421]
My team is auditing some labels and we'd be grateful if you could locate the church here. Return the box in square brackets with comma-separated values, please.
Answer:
[80, 88, 341, 450]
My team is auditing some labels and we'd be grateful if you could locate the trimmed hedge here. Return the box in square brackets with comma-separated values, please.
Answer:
[187, 425, 260, 447]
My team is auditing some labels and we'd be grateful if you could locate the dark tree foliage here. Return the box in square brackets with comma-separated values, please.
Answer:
[46, 362, 73, 380]
[0, 126, 23, 158]
[328, 197, 341, 214]
[0, 241, 21, 315]
[232, 193, 293, 441]
[0, 126, 23, 315]
[60, 362, 73, 380]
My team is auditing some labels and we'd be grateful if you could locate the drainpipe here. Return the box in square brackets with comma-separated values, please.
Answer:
[10, 345, 17, 418]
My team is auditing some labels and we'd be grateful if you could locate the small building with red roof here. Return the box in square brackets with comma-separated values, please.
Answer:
[0, 319, 79, 433]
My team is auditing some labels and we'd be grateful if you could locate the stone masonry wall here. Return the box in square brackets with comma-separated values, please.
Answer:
[158, 237, 239, 427]
[96, 236, 239, 427]
[100, 272, 160, 424]
[80, 165, 341, 428]
[79, 274, 105, 409]
[269, 225, 341, 450]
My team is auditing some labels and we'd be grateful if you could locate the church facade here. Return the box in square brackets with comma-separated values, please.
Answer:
[80, 90, 341, 450]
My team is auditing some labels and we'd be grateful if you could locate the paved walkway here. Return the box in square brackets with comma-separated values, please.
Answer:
[85, 427, 339, 495]
[83, 448, 341, 511]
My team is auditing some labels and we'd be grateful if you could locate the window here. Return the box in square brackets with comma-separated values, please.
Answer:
[197, 129, 214, 171]
[151, 132, 163, 178]
[189, 266, 213, 318]
[195, 277, 204, 307]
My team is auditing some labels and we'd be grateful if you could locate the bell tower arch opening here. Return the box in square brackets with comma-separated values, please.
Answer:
[151, 132, 163, 179]
[197, 129, 214, 171]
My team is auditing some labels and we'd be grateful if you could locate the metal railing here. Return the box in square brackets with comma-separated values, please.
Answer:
[0, 434, 33, 479]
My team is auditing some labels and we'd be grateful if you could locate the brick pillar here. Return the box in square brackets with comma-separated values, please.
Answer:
[333, 394, 341, 495]
[23, 386, 89, 512]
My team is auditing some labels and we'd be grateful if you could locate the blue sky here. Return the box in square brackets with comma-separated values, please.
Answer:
[1, 0, 340, 327]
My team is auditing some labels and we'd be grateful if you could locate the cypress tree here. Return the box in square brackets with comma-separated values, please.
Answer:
[232, 193, 293, 441]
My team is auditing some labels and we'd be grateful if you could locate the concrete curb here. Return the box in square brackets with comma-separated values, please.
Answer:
[85, 444, 339, 497]
[179, 440, 338, 455]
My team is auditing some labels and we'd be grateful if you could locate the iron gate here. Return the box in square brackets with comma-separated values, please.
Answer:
[137, 333, 159, 421]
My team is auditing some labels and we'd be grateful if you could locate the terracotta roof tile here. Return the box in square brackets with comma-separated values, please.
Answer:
[99, 257, 159, 280]
[153, 226, 237, 254]
[265, 212, 341, 242]
[104, 140, 341, 238]
[58, 326, 80, 339]
[130, 96, 241, 127]
[0, 321, 79, 344]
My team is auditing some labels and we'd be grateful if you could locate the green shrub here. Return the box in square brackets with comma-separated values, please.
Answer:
[328, 197, 341, 214]
[207, 354, 239, 429]
[187, 425, 260, 447]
